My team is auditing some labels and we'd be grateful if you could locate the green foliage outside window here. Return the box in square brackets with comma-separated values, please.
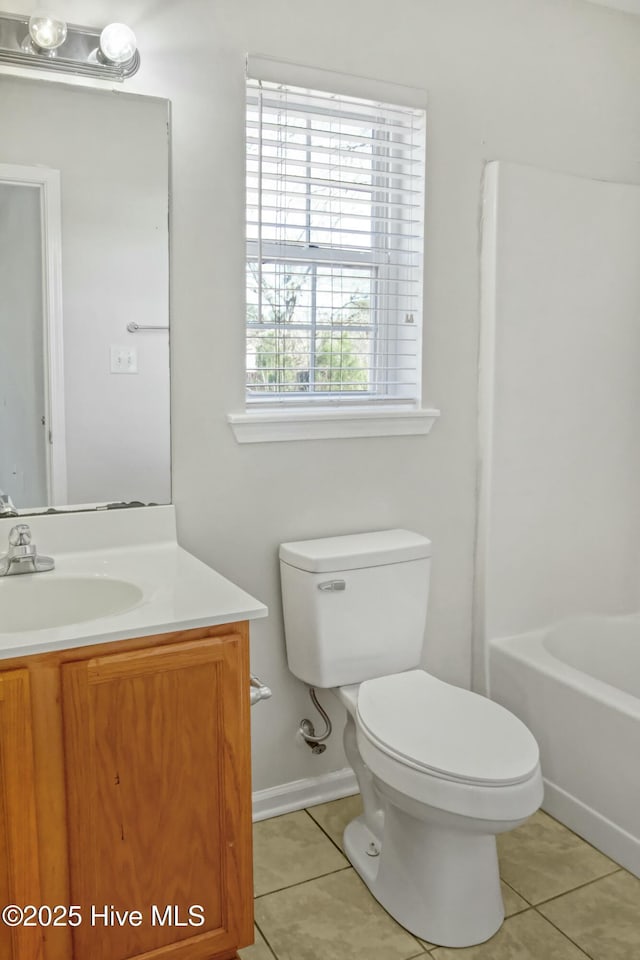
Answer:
[247, 263, 373, 394]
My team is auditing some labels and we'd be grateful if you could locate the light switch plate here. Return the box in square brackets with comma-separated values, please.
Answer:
[110, 346, 138, 374]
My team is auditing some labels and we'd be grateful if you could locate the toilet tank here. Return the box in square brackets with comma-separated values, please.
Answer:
[279, 530, 432, 688]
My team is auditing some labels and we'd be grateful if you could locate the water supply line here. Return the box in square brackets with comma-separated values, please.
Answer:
[299, 687, 332, 755]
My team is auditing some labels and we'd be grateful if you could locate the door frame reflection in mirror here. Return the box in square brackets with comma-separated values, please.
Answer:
[0, 163, 66, 506]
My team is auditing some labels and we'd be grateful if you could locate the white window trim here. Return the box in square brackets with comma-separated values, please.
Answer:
[231, 57, 439, 443]
[246, 55, 428, 111]
[227, 406, 440, 443]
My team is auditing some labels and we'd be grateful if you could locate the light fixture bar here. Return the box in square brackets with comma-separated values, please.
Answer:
[0, 11, 140, 81]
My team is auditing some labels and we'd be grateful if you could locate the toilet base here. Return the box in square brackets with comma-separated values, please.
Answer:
[344, 809, 504, 948]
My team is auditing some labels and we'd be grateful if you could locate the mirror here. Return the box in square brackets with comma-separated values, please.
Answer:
[0, 75, 170, 513]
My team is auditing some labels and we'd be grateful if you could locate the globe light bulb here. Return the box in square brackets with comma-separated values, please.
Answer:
[28, 13, 67, 51]
[99, 23, 137, 65]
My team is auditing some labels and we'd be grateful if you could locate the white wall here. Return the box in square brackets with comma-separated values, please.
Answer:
[477, 163, 640, 686]
[586, 0, 640, 13]
[4, 0, 640, 793]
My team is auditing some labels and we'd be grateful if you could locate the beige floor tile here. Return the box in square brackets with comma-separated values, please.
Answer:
[306, 793, 364, 850]
[497, 810, 617, 903]
[239, 925, 276, 959]
[502, 880, 529, 916]
[417, 939, 436, 951]
[255, 867, 425, 960]
[416, 938, 440, 956]
[538, 870, 640, 959]
[253, 810, 348, 896]
[430, 909, 588, 959]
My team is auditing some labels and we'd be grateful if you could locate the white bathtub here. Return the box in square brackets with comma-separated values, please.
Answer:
[489, 615, 640, 877]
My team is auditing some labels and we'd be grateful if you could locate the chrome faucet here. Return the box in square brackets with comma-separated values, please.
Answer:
[0, 524, 55, 577]
[0, 489, 18, 518]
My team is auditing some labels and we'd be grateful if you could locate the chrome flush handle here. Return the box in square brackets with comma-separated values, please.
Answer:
[250, 675, 272, 706]
[317, 580, 346, 592]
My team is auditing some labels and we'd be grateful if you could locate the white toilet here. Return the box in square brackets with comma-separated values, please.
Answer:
[279, 529, 543, 948]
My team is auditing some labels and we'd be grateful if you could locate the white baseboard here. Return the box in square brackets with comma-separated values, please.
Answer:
[252, 767, 359, 822]
[543, 779, 640, 879]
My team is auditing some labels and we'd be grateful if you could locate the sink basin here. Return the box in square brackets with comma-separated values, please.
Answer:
[0, 575, 144, 633]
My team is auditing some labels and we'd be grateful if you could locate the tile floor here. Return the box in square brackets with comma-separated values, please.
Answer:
[239, 794, 640, 960]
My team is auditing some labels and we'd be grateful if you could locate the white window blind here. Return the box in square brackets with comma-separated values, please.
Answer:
[246, 76, 426, 405]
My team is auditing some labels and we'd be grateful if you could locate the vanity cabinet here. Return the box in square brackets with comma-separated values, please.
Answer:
[0, 669, 43, 960]
[0, 623, 254, 960]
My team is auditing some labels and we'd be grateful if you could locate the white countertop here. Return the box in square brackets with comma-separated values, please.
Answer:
[0, 506, 267, 660]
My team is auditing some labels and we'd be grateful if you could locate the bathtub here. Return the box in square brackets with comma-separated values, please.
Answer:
[489, 615, 640, 878]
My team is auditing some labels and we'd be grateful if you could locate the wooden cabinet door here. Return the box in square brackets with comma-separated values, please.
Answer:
[0, 668, 43, 960]
[61, 634, 252, 960]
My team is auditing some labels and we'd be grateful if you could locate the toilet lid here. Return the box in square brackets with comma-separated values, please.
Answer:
[356, 670, 540, 786]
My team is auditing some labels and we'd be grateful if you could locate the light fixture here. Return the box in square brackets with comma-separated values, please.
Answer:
[0, 10, 140, 80]
[99, 23, 137, 66]
[28, 13, 67, 52]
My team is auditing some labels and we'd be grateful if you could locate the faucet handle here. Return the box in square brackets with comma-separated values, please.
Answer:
[9, 524, 32, 547]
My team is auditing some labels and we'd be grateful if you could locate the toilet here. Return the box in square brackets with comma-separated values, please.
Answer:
[279, 529, 543, 948]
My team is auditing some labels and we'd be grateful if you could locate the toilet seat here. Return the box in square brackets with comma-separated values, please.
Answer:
[356, 670, 539, 787]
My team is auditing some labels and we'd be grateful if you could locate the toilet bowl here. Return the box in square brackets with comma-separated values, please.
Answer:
[335, 671, 542, 947]
[279, 530, 543, 948]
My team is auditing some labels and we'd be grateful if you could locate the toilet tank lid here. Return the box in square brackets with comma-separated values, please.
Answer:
[279, 529, 432, 573]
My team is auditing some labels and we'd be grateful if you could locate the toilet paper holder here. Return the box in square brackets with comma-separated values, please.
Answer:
[250, 674, 272, 706]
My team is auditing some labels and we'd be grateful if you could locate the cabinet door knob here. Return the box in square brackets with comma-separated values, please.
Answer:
[250, 675, 272, 706]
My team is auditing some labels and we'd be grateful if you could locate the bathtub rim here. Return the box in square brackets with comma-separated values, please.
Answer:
[488, 613, 640, 722]
[488, 613, 640, 878]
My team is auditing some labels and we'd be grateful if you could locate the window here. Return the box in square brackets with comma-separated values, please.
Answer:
[245, 74, 426, 410]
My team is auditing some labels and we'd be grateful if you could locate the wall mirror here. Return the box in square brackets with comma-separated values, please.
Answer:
[0, 75, 170, 513]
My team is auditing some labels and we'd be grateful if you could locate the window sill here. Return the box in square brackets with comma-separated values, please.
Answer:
[227, 406, 440, 444]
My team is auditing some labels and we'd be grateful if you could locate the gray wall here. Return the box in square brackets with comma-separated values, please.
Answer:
[4, 0, 640, 793]
[477, 163, 640, 682]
